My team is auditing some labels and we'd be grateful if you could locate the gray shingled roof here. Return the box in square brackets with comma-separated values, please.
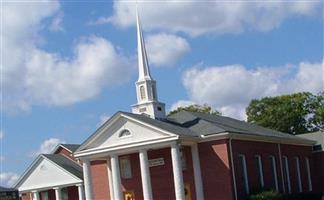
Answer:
[42, 154, 83, 179]
[77, 110, 312, 152]
[60, 144, 80, 153]
[121, 112, 198, 137]
[123, 111, 308, 141]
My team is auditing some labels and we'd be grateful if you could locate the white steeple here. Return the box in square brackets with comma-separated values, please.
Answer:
[132, 7, 166, 119]
[136, 8, 152, 81]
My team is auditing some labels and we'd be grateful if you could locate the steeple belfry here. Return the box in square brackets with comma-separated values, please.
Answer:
[132, 7, 166, 119]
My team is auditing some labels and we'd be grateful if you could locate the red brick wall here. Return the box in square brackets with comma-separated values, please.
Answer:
[280, 144, 313, 193]
[232, 140, 283, 200]
[120, 153, 144, 200]
[48, 189, 55, 200]
[55, 147, 77, 162]
[312, 151, 324, 194]
[89, 147, 197, 200]
[22, 188, 77, 200]
[198, 139, 234, 200]
[67, 186, 79, 200]
[231, 140, 313, 200]
[182, 146, 197, 200]
[90, 160, 110, 200]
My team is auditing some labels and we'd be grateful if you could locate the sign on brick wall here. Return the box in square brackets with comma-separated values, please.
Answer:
[149, 158, 164, 167]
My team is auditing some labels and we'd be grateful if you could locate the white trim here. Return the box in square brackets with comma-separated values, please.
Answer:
[255, 155, 264, 188]
[191, 143, 204, 200]
[295, 157, 303, 192]
[305, 157, 312, 191]
[15, 155, 83, 191]
[83, 159, 93, 200]
[53, 187, 61, 200]
[111, 155, 123, 200]
[51, 144, 73, 154]
[106, 158, 114, 200]
[76, 184, 84, 200]
[283, 156, 291, 193]
[239, 154, 249, 195]
[200, 132, 315, 146]
[75, 137, 178, 158]
[269, 155, 279, 191]
[171, 143, 185, 200]
[33, 191, 40, 200]
[139, 149, 153, 200]
[76, 113, 179, 153]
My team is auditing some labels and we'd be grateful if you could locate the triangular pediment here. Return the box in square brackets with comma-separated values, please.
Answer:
[16, 156, 82, 192]
[78, 113, 178, 152]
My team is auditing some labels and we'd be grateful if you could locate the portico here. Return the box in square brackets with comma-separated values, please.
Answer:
[15, 154, 84, 200]
[78, 142, 204, 200]
[74, 113, 205, 200]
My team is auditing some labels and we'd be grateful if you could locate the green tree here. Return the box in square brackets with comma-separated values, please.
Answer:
[246, 92, 324, 134]
[168, 104, 221, 116]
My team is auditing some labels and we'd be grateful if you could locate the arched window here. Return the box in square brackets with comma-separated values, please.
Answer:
[140, 85, 146, 100]
[119, 129, 131, 138]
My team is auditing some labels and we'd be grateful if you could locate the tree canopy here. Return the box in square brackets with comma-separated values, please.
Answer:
[246, 92, 324, 134]
[168, 104, 221, 116]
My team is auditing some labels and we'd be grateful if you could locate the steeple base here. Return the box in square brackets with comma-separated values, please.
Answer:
[132, 101, 166, 119]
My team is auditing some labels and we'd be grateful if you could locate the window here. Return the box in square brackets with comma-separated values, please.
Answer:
[120, 156, 132, 179]
[255, 155, 264, 188]
[119, 129, 131, 138]
[269, 156, 279, 191]
[295, 157, 302, 192]
[283, 156, 291, 193]
[239, 154, 249, 195]
[61, 188, 68, 200]
[140, 85, 146, 100]
[40, 192, 48, 200]
[305, 157, 312, 191]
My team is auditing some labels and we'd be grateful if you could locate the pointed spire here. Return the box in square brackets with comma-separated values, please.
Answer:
[136, 5, 152, 81]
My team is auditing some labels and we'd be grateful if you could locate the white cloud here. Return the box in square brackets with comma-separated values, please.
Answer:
[31, 138, 65, 157]
[102, 1, 321, 36]
[98, 114, 111, 127]
[0, 131, 4, 140]
[146, 33, 190, 66]
[0, 172, 19, 187]
[49, 11, 64, 32]
[181, 61, 323, 120]
[3, 1, 133, 113]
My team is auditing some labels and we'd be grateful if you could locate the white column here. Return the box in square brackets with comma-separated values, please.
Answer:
[83, 159, 94, 200]
[32, 191, 39, 200]
[76, 184, 84, 200]
[171, 143, 185, 200]
[106, 158, 115, 200]
[53, 187, 61, 200]
[111, 154, 123, 200]
[191, 143, 204, 200]
[139, 149, 153, 200]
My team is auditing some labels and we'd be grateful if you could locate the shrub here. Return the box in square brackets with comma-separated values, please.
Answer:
[248, 190, 282, 200]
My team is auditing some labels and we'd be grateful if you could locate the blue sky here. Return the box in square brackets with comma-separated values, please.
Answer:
[1, 1, 323, 187]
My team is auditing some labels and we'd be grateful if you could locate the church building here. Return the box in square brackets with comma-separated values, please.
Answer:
[73, 11, 316, 200]
[15, 9, 321, 200]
